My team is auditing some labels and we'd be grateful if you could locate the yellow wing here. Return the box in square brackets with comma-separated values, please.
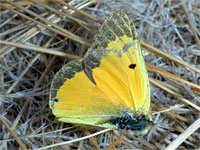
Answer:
[50, 59, 123, 128]
[49, 10, 151, 128]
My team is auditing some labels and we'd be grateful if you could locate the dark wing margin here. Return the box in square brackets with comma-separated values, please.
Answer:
[49, 59, 83, 108]
[82, 10, 137, 84]
[82, 59, 97, 85]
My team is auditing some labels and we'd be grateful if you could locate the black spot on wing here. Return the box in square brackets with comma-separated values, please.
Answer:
[53, 98, 59, 102]
[129, 64, 136, 69]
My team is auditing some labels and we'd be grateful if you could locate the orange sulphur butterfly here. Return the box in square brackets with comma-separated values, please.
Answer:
[50, 10, 151, 133]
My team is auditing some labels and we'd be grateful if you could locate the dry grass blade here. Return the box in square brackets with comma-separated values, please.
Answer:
[84, 129, 100, 150]
[35, 55, 56, 88]
[55, 0, 103, 24]
[0, 0, 54, 10]
[0, 40, 81, 59]
[152, 104, 192, 124]
[5, 54, 40, 94]
[0, 116, 27, 150]
[0, 101, 29, 149]
[0, 12, 49, 58]
[165, 118, 200, 150]
[29, 0, 97, 31]
[4, 1, 91, 46]
[147, 63, 200, 89]
[106, 135, 125, 150]
[150, 78, 200, 112]
[37, 129, 111, 150]
[183, 1, 200, 49]
[142, 41, 200, 74]
[0, 1, 95, 58]
[122, 131, 158, 150]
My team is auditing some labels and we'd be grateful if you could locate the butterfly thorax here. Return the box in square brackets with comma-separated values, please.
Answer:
[107, 113, 151, 131]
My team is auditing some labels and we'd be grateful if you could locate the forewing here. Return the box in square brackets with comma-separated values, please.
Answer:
[83, 11, 151, 116]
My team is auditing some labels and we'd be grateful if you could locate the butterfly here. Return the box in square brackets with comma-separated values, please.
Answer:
[49, 10, 151, 133]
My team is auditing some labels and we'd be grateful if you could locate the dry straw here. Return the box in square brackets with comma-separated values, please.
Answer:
[0, 0, 199, 149]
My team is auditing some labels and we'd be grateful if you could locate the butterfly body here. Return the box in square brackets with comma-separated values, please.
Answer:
[106, 113, 150, 131]
[50, 11, 151, 133]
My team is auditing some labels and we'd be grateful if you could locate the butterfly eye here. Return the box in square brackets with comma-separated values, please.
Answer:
[129, 64, 136, 69]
